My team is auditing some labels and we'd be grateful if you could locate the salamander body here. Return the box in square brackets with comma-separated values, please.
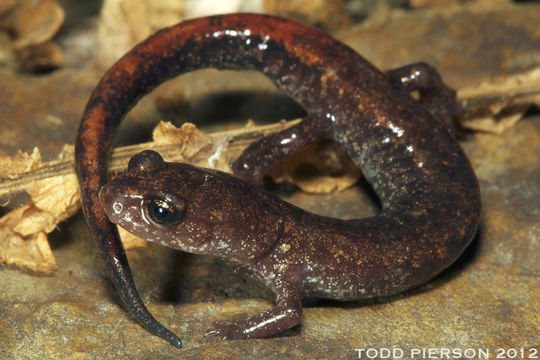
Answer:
[75, 13, 481, 346]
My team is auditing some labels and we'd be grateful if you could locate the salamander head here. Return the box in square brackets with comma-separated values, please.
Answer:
[99, 150, 283, 263]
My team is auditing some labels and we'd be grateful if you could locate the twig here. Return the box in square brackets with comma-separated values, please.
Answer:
[0, 119, 299, 197]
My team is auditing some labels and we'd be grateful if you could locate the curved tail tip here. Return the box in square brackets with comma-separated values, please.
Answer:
[150, 321, 182, 347]
[161, 329, 183, 348]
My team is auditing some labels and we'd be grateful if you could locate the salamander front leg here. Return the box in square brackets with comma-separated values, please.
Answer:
[386, 62, 462, 136]
[231, 113, 330, 184]
[205, 278, 302, 339]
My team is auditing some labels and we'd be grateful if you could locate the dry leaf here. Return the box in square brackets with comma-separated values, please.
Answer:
[0, 147, 43, 179]
[117, 225, 147, 249]
[152, 121, 231, 171]
[0, 147, 78, 273]
[0, 202, 57, 274]
[0, 142, 153, 273]
[269, 141, 361, 194]
[0, 172, 79, 273]
[97, 0, 184, 67]
[262, 0, 350, 30]
[0, 31, 16, 68]
[13, 0, 65, 49]
[17, 40, 64, 72]
[152, 121, 213, 159]
[459, 67, 540, 134]
[27, 174, 80, 227]
[0, 0, 17, 14]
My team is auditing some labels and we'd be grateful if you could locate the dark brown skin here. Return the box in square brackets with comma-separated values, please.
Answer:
[75, 13, 481, 347]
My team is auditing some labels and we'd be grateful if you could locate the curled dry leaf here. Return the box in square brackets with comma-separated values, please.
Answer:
[0, 0, 18, 14]
[269, 141, 361, 194]
[152, 121, 214, 161]
[0, 203, 56, 274]
[0, 172, 79, 274]
[152, 121, 232, 172]
[0, 147, 43, 178]
[0, 147, 78, 274]
[5, 0, 66, 73]
[97, 0, 183, 67]
[27, 173, 80, 227]
[17, 39, 64, 72]
[459, 67, 540, 134]
[13, 0, 64, 49]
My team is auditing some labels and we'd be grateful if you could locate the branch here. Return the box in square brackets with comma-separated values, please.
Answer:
[0, 119, 300, 198]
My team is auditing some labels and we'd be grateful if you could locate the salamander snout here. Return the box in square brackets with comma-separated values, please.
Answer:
[99, 168, 187, 232]
[98, 182, 124, 225]
[99, 150, 168, 225]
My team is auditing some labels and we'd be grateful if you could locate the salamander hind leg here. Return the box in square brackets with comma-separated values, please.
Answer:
[231, 112, 331, 184]
[386, 62, 463, 136]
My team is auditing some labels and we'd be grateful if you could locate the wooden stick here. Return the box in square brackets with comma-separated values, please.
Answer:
[0, 119, 300, 197]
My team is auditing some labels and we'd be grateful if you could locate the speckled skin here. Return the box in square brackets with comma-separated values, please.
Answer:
[75, 13, 481, 347]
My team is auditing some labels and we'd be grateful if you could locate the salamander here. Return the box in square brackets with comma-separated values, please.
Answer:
[75, 13, 481, 347]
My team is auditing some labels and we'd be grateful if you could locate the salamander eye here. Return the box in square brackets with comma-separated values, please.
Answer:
[145, 192, 186, 226]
